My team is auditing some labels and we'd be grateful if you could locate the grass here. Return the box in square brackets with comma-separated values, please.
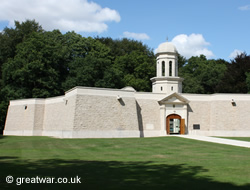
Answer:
[0, 135, 250, 189]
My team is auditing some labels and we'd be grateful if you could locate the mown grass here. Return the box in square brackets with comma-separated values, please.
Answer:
[0, 135, 250, 189]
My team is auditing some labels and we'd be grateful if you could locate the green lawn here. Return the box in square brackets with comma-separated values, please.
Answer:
[0, 136, 250, 190]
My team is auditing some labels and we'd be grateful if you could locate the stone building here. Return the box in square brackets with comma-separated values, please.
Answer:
[4, 41, 250, 138]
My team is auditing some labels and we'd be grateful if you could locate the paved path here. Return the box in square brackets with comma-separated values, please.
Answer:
[177, 135, 250, 148]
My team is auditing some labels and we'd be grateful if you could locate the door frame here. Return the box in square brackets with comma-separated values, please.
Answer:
[166, 114, 185, 135]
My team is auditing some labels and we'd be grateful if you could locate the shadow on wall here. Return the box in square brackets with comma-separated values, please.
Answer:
[118, 98, 125, 106]
[136, 101, 144, 137]
[186, 104, 194, 135]
[0, 158, 249, 190]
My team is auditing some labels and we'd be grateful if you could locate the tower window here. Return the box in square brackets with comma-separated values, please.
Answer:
[169, 61, 172, 76]
[161, 86, 163, 91]
[171, 86, 173, 91]
[162, 61, 165, 76]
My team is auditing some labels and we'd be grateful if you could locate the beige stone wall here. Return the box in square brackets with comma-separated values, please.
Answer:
[209, 100, 250, 131]
[136, 99, 161, 131]
[33, 104, 45, 135]
[4, 87, 250, 138]
[187, 101, 211, 131]
[5, 104, 35, 131]
[186, 94, 250, 136]
[73, 94, 139, 132]
[43, 96, 76, 132]
[4, 99, 45, 135]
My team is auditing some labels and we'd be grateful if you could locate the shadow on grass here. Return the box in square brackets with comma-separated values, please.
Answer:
[1, 159, 250, 190]
[0, 135, 5, 144]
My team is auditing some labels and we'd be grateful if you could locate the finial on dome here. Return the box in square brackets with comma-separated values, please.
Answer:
[166, 36, 168, 42]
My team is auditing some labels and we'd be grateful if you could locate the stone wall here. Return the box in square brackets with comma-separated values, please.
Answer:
[185, 94, 250, 136]
[42, 95, 76, 138]
[4, 87, 250, 138]
[4, 99, 45, 136]
[187, 101, 211, 132]
[71, 87, 140, 138]
[136, 99, 161, 136]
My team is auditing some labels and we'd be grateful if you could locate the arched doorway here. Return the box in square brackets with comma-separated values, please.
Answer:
[166, 114, 185, 135]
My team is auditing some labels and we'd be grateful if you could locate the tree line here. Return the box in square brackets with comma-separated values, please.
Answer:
[0, 20, 250, 133]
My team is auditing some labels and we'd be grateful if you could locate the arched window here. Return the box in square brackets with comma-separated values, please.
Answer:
[162, 61, 165, 76]
[169, 61, 172, 76]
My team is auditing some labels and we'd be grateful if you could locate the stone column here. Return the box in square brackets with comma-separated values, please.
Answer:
[160, 105, 167, 136]
[166, 59, 169, 77]
[159, 61, 162, 77]
[157, 61, 160, 77]
[172, 60, 175, 77]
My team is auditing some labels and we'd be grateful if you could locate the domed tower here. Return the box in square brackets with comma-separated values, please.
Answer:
[151, 41, 183, 94]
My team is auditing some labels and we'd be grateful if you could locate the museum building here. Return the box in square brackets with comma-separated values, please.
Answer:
[4, 41, 250, 138]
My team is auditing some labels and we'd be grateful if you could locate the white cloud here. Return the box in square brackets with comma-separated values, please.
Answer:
[0, 0, 121, 33]
[229, 49, 243, 59]
[171, 33, 214, 59]
[123, 31, 150, 40]
[239, 5, 250, 11]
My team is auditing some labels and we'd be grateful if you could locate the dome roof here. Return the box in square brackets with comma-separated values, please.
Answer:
[156, 41, 177, 54]
[121, 86, 136, 92]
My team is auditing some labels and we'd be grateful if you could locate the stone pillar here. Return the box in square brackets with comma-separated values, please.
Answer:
[184, 104, 188, 134]
[166, 59, 169, 77]
[175, 59, 178, 76]
[159, 61, 162, 77]
[160, 105, 167, 136]
[156, 61, 160, 77]
[172, 60, 175, 77]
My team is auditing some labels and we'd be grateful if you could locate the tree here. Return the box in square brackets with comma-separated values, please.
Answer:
[2, 30, 67, 99]
[97, 37, 156, 91]
[63, 34, 113, 90]
[217, 53, 250, 93]
[0, 20, 44, 133]
[0, 20, 43, 65]
[246, 72, 250, 93]
[179, 55, 227, 94]
[112, 50, 155, 91]
[178, 53, 187, 69]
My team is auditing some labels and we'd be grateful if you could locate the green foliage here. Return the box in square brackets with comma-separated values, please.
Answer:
[246, 72, 250, 93]
[62, 34, 113, 90]
[0, 20, 44, 132]
[1, 19, 250, 133]
[98, 37, 156, 91]
[2, 30, 67, 98]
[0, 20, 156, 132]
[0, 20, 43, 65]
[217, 53, 250, 93]
[112, 50, 155, 91]
[177, 53, 187, 69]
[179, 55, 227, 94]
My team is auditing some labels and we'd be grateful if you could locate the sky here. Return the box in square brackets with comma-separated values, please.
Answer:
[0, 0, 250, 61]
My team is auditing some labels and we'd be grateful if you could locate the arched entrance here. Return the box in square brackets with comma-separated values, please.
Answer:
[166, 114, 185, 135]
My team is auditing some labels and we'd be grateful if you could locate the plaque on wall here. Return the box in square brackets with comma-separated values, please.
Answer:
[193, 124, 200, 130]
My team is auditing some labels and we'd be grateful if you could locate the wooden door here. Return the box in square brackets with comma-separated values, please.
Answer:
[180, 119, 185, 135]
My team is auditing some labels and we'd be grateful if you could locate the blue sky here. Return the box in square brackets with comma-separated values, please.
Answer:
[0, 0, 250, 61]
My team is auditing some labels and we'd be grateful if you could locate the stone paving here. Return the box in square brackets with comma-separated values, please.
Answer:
[177, 135, 250, 148]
